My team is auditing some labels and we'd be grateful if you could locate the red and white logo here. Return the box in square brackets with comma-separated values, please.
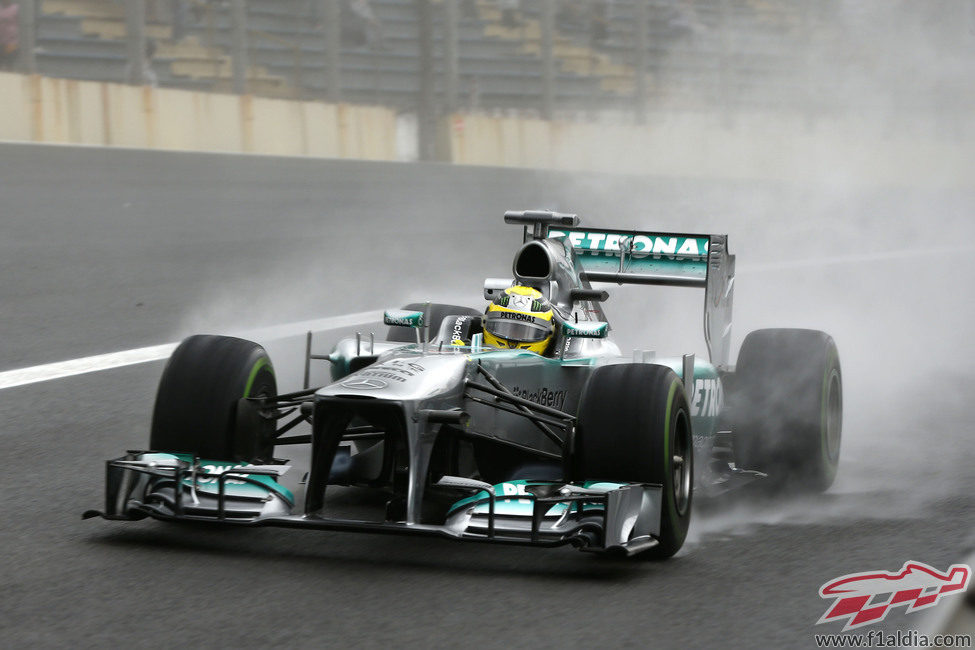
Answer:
[817, 561, 971, 631]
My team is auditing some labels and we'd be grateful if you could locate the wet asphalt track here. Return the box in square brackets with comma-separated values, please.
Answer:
[2, 143, 974, 648]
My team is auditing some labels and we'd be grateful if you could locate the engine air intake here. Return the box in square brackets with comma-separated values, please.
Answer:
[514, 241, 553, 280]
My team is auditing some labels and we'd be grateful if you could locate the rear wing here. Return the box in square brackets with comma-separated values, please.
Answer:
[549, 227, 711, 288]
[504, 212, 735, 368]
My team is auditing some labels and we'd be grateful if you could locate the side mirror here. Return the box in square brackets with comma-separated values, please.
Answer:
[384, 310, 424, 328]
[483, 278, 512, 302]
[562, 321, 608, 339]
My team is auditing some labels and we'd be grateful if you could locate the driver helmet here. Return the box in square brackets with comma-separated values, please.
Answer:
[483, 286, 555, 354]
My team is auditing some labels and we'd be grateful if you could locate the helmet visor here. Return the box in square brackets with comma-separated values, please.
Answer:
[485, 315, 552, 343]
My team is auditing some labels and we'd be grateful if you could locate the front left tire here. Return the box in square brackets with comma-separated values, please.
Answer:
[572, 363, 693, 559]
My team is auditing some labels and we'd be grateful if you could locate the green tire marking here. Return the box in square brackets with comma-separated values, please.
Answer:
[244, 357, 272, 398]
[663, 378, 681, 521]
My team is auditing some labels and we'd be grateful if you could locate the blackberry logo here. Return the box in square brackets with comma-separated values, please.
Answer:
[511, 385, 566, 409]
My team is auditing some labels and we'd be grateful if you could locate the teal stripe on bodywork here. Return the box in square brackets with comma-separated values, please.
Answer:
[576, 253, 707, 281]
[446, 480, 626, 516]
[167, 453, 295, 504]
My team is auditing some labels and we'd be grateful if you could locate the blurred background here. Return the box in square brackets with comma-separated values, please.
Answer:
[1, 0, 971, 180]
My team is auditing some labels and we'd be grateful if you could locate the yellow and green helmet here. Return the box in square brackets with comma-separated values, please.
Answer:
[483, 286, 555, 354]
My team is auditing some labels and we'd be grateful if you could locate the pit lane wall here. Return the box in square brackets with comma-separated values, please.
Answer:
[2, 71, 973, 188]
[0, 73, 397, 159]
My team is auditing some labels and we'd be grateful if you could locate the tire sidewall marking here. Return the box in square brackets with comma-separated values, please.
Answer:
[663, 378, 681, 522]
[243, 356, 273, 398]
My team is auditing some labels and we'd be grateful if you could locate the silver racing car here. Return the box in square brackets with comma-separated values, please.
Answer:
[86, 211, 843, 560]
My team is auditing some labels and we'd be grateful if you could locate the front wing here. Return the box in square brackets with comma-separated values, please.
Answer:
[85, 453, 664, 556]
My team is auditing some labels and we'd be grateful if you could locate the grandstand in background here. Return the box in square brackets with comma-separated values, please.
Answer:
[24, 0, 844, 117]
[4, 1, 971, 184]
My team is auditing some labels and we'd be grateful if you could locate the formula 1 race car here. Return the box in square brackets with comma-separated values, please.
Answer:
[86, 211, 843, 560]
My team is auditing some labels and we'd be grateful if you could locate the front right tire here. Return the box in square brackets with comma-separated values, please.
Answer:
[150, 335, 277, 463]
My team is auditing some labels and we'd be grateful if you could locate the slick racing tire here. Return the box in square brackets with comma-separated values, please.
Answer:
[572, 364, 693, 560]
[730, 328, 842, 493]
[385, 303, 482, 342]
[150, 335, 277, 463]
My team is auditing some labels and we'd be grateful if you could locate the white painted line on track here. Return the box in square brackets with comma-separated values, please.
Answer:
[0, 310, 383, 391]
[0, 344, 181, 391]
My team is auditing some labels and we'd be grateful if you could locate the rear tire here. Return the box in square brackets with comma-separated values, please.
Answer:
[385, 303, 482, 342]
[150, 335, 277, 463]
[573, 364, 693, 560]
[730, 328, 842, 493]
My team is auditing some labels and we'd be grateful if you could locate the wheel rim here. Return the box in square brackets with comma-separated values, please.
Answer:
[672, 412, 692, 516]
[825, 370, 842, 462]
